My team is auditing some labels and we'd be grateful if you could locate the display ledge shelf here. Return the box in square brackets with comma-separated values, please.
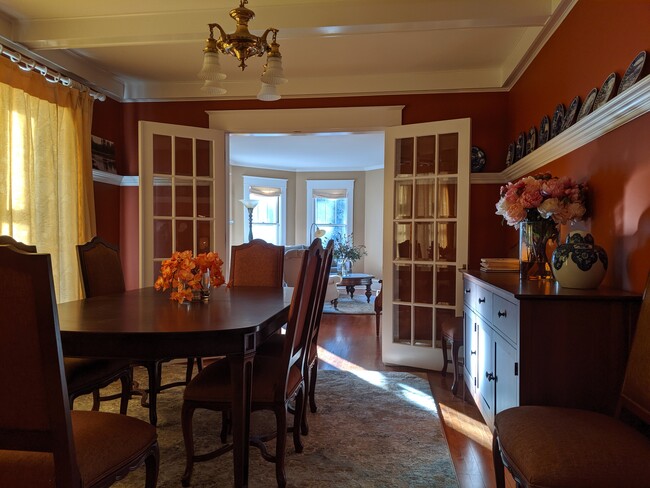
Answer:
[92, 169, 138, 186]
[471, 75, 650, 185]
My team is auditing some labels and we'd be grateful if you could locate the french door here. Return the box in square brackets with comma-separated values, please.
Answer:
[382, 119, 470, 370]
[139, 121, 226, 287]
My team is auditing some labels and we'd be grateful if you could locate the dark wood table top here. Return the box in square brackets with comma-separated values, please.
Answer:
[339, 273, 374, 284]
[57, 286, 293, 360]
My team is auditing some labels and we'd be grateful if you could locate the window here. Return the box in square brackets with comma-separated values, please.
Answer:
[243, 176, 287, 245]
[306, 180, 354, 243]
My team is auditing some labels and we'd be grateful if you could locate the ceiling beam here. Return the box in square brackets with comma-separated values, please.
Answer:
[13, 0, 553, 50]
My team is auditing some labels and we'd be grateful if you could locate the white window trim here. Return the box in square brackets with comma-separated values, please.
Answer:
[306, 179, 354, 243]
[242, 175, 287, 245]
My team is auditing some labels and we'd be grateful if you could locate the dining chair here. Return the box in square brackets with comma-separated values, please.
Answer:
[0, 236, 132, 414]
[492, 273, 650, 488]
[181, 239, 323, 487]
[0, 244, 159, 488]
[228, 238, 285, 287]
[77, 236, 201, 426]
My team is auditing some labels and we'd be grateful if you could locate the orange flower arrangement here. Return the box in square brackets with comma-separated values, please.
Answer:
[154, 250, 225, 303]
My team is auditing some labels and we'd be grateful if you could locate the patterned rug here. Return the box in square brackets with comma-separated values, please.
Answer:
[76, 365, 458, 487]
[323, 292, 376, 315]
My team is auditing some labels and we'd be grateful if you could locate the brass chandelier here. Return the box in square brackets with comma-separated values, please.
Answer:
[198, 0, 287, 101]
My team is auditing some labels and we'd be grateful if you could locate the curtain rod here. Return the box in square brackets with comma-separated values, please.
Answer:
[0, 42, 105, 101]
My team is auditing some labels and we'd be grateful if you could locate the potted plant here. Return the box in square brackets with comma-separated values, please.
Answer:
[330, 233, 367, 276]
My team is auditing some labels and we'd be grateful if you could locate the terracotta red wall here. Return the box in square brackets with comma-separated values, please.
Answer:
[92, 97, 125, 248]
[506, 0, 650, 292]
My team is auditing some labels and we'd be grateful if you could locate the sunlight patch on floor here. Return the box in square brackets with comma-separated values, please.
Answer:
[438, 402, 492, 449]
[398, 383, 437, 413]
[317, 345, 386, 386]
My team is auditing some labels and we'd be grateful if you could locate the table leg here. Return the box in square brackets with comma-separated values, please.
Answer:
[365, 283, 372, 303]
[346, 285, 355, 299]
[229, 346, 255, 488]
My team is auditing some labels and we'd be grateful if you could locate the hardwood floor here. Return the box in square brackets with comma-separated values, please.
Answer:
[317, 312, 516, 488]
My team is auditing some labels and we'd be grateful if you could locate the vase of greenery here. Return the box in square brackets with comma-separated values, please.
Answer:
[331, 233, 367, 276]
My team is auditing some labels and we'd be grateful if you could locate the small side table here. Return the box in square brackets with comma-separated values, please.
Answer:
[338, 273, 375, 303]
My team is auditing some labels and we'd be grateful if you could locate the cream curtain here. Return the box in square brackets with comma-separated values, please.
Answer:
[0, 55, 96, 302]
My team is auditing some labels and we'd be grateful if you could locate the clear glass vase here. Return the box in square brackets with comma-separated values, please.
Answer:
[519, 219, 558, 280]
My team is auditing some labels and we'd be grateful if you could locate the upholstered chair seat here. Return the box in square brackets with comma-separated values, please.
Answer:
[0, 411, 157, 487]
[494, 406, 650, 488]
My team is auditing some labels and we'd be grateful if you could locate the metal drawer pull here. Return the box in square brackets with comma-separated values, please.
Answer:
[478, 297, 486, 304]
[471, 350, 476, 355]
[485, 372, 496, 382]
[465, 288, 471, 294]
[498, 310, 507, 318]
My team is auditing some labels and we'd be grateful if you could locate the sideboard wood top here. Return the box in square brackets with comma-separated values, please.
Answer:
[463, 270, 641, 301]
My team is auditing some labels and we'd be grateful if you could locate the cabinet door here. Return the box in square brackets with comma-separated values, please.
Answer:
[495, 334, 518, 414]
[477, 318, 495, 423]
[463, 306, 478, 394]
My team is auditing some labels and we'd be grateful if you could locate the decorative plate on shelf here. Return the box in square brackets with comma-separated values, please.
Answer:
[593, 72, 617, 112]
[525, 126, 536, 155]
[538, 115, 550, 146]
[577, 87, 598, 121]
[515, 132, 526, 161]
[562, 96, 581, 131]
[471, 146, 486, 172]
[618, 50, 646, 95]
[505, 143, 515, 167]
[550, 104, 565, 139]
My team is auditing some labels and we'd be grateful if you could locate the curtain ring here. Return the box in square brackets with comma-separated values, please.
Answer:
[18, 59, 36, 71]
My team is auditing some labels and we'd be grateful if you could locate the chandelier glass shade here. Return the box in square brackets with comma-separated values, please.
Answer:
[198, 0, 286, 101]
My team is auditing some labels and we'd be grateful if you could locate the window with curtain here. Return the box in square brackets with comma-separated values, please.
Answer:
[306, 180, 354, 244]
[0, 54, 96, 302]
[243, 176, 287, 245]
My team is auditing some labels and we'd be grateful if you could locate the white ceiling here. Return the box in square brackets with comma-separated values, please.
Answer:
[0, 0, 574, 102]
[0, 0, 575, 172]
[229, 131, 385, 171]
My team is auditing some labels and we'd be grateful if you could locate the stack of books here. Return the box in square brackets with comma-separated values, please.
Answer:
[480, 258, 519, 272]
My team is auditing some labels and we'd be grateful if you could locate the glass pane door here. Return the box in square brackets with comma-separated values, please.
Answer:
[383, 119, 470, 370]
[139, 122, 226, 287]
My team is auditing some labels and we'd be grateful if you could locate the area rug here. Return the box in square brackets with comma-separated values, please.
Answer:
[323, 293, 376, 315]
[77, 365, 458, 488]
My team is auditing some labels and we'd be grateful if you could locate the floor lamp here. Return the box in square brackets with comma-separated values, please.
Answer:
[240, 199, 259, 242]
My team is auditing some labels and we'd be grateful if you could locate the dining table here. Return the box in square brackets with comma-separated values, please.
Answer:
[57, 285, 293, 488]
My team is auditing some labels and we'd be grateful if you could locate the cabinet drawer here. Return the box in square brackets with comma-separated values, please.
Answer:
[470, 284, 492, 320]
[492, 294, 519, 344]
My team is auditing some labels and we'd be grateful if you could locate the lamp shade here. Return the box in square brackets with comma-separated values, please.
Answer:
[201, 79, 227, 95]
[240, 199, 259, 209]
[257, 82, 280, 101]
[198, 51, 227, 81]
[260, 56, 287, 85]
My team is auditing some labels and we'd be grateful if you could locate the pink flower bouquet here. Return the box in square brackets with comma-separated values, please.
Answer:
[495, 173, 587, 228]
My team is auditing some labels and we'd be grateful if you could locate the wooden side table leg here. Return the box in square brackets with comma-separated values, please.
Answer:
[365, 283, 372, 303]
[441, 337, 449, 377]
[451, 340, 462, 396]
